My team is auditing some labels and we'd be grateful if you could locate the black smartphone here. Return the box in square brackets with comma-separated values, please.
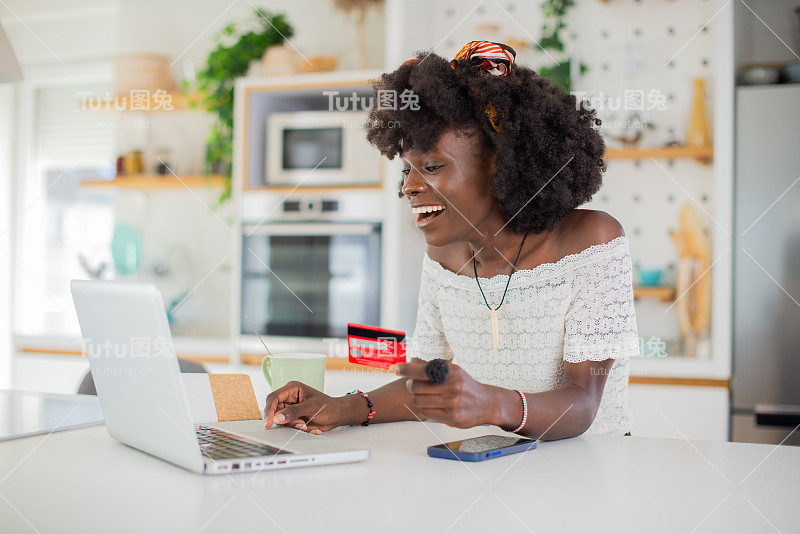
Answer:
[427, 434, 537, 462]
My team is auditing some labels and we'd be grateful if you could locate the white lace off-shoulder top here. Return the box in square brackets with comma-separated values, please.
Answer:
[407, 236, 639, 435]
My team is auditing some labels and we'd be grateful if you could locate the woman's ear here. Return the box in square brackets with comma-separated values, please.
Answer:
[486, 148, 498, 183]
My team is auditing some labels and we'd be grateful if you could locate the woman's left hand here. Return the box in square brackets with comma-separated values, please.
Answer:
[390, 358, 492, 428]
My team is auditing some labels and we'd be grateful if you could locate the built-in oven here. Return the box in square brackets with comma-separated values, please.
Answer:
[241, 197, 381, 339]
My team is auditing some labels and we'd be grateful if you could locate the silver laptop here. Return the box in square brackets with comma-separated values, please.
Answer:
[70, 279, 369, 475]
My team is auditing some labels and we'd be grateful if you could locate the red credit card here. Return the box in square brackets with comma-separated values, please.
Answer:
[347, 323, 407, 368]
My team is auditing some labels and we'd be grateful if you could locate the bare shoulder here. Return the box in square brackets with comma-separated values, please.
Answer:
[556, 209, 625, 258]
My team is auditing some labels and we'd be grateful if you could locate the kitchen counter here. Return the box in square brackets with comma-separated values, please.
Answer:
[16, 334, 732, 382]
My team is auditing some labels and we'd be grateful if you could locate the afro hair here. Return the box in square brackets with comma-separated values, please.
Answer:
[365, 49, 607, 235]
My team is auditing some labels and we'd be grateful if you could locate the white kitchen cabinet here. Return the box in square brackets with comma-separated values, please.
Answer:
[627, 384, 729, 441]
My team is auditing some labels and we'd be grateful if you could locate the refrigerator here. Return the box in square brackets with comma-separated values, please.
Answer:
[732, 84, 800, 445]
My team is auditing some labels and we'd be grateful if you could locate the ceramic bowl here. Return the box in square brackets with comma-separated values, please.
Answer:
[738, 65, 780, 85]
[636, 267, 663, 287]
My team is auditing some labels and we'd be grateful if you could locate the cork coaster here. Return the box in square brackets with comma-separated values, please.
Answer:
[208, 374, 262, 421]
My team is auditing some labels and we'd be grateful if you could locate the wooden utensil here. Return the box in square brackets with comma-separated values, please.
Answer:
[679, 205, 712, 335]
[670, 230, 694, 346]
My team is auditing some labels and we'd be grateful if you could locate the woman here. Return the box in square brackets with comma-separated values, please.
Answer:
[263, 41, 639, 440]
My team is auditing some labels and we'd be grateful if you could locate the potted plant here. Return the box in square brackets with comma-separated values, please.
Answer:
[195, 9, 294, 202]
[536, 0, 587, 92]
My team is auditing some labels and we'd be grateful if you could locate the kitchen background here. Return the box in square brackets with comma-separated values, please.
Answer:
[1, 0, 798, 444]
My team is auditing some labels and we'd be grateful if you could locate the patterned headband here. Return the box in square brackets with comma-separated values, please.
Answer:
[450, 40, 516, 77]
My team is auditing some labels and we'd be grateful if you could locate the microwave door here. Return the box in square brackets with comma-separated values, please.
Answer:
[282, 128, 342, 171]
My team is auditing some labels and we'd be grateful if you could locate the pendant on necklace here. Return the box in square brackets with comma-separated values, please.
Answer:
[472, 231, 528, 353]
[491, 308, 500, 351]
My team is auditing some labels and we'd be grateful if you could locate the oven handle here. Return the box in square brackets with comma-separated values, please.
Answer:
[243, 222, 379, 236]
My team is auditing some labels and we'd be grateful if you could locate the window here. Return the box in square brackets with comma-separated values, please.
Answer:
[14, 82, 115, 337]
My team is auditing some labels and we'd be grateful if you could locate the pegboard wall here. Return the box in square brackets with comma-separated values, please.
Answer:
[416, 0, 722, 351]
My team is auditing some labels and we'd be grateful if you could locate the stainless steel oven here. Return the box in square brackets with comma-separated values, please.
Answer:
[241, 199, 381, 338]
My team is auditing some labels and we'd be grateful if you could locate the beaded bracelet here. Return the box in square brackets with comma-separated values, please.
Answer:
[346, 389, 376, 426]
[510, 390, 528, 433]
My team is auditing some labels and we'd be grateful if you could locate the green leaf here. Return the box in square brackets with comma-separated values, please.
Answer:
[195, 8, 295, 201]
[538, 0, 572, 52]
[540, 60, 572, 92]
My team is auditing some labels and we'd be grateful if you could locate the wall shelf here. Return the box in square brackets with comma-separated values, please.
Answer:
[605, 146, 714, 164]
[81, 174, 225, 190]
[633, 286, 676, 302]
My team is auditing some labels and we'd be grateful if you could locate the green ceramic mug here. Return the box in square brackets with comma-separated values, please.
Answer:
[262, 353, 327, 392]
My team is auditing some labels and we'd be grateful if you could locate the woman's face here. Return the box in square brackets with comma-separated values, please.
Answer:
[400, 128, 501, 247]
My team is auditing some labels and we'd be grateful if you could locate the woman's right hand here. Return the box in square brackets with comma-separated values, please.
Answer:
[263, 381, 353, 434]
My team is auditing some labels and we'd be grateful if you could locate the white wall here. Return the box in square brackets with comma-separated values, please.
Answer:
[0, 0, 385, 71]
[112, 0, 385, 72]
[0, 84, 14, 387]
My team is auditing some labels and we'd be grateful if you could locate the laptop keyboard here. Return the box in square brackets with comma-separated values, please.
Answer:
[195, 425, 292, 460]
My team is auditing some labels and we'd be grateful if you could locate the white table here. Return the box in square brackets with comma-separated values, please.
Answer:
[1, 415, 798, 534]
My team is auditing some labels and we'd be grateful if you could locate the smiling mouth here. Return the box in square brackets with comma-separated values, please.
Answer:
[412, 205, 445, 224]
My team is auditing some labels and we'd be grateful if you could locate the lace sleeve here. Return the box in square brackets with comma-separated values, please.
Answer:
[407, 256, 454, 362]
[563, 238, 640, 363]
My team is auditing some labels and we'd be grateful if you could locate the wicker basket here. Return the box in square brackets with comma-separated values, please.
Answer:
[113, 54, 178, 96]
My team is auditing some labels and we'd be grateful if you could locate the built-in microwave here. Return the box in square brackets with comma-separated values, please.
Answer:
[265, 110, 380, 187]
